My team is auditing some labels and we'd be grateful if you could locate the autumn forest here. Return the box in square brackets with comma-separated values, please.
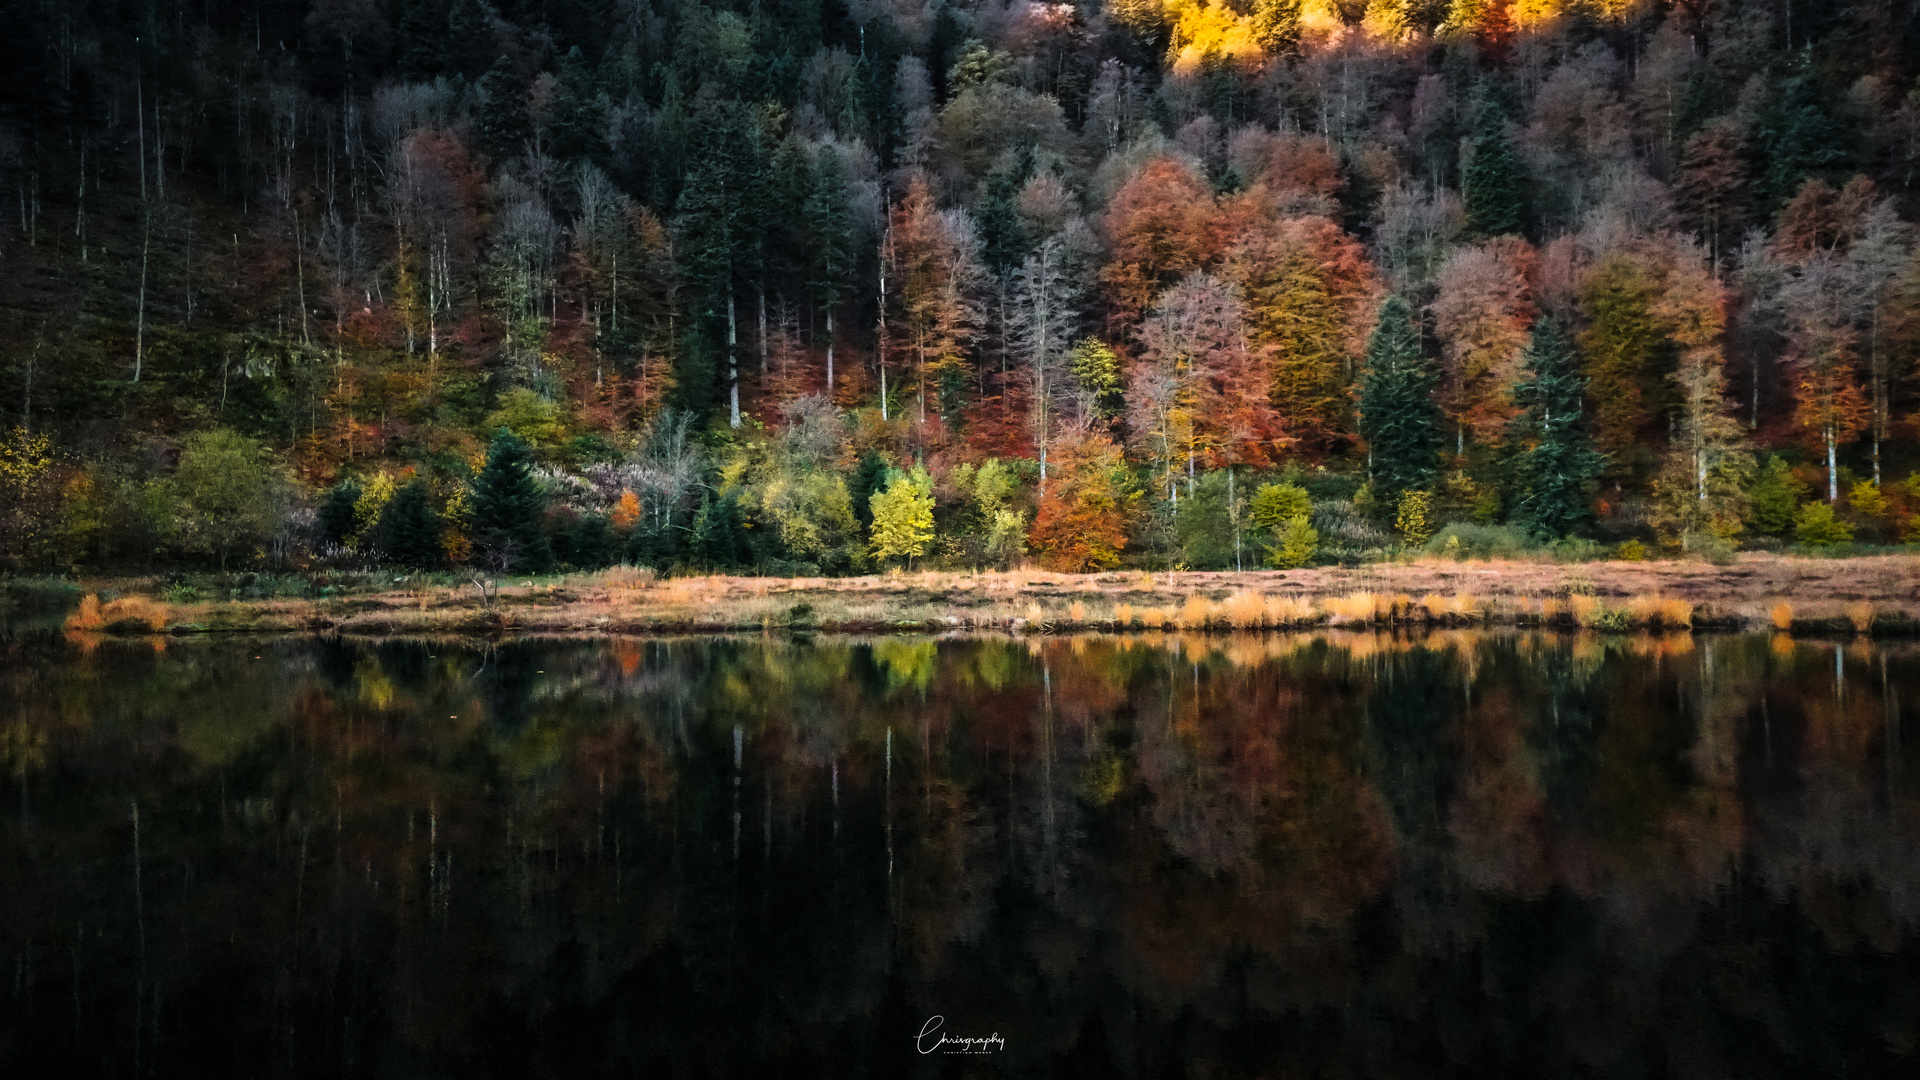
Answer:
[4, 0, 1920, 576]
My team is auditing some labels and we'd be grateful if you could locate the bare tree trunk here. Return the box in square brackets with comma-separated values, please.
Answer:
[825, 306, 835, 397]
[133, 224, 150, 382]
[727, 286, 740, 427]
[1827, 425, 1838, 503]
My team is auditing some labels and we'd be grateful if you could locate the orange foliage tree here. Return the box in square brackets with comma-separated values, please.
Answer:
[1100, 157, 1222, 329]
[1029, 429, 1136, 570]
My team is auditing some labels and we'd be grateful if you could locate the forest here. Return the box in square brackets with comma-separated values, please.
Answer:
[2, 0, 1920, 576]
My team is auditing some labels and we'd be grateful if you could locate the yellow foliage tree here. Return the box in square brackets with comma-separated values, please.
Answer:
[868, 466, 935, 565]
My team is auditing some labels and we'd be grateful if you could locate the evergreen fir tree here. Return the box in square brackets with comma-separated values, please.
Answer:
[477, 57, 530, 165]
[1464, 104, 1526, 237]
[316, 479, 362, 551]
[850, 451, 890, 529]
[1358, 297, 1443, 508]
[469, 428, 552, 572]
[1505, 317, 1604, 537]
[378, 479, 444, 569]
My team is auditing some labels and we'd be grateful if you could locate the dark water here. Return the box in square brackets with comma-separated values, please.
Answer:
[2, 630, 1917, 1078]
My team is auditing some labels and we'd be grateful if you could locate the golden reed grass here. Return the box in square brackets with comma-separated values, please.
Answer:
[1847, 602, 1874, 633]
[64, 594, 169, 632]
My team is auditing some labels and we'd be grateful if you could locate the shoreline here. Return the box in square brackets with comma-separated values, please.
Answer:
[35, 552, 1920, 638]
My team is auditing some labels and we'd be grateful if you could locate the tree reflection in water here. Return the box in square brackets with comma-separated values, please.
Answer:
[2, 631, 1917, 1077]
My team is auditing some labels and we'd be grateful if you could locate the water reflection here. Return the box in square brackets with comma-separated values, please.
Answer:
[2, 631, 1917, 1076]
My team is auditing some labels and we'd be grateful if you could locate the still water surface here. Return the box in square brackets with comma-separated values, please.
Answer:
[2, 630, 1917, 1077]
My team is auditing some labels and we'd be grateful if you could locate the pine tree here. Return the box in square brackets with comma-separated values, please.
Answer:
[1505, 317, 1604, 537]
[1464, 104, 1526, 238]
[476, 58, 530, 165]
[378, 479, 444, 569]
[469, 428, 551, 572]
[1358, 297, 1443, 508]
[316, 479, 362, 551]
[803, 144, 855, 393]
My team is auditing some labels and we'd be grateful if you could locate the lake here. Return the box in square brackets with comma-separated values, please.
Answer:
[2, 630, 1916, 1077]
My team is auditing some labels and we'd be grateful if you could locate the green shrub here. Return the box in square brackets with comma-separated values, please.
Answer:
[1421, 523, 1537, 559]
[1793, 501, 1854, 546]
[1616, 539, 1647, 561]
[1265, 514, 1319, 569]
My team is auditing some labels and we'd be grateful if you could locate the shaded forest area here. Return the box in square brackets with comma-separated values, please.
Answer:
[4, 0, 1920, 576]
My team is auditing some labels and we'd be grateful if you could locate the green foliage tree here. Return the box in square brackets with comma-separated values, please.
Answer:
[172, 429, 286, 570]
[378, 479, 444, 570]
[485, 387, 565, 449]
[469, 429, 552, 573]
[1358, 297, 1443, 509]
[1746, 455, 1807, 535]
[1248, 482, 1312, 533]
[1174, 470, 1238, 569]
[951, 458, 1027, 568]
[1793, 501, 1854, 546]
[1266, 513, 1318, 569]
[868, 466, 936, 565]
[1506, 317, 1605, 537]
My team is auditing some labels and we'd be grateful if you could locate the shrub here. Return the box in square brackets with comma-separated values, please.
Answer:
[1849, 480, 1888, 519]
[1421, 523, 1536, 560]
[1394, 490, 1435, 546]
[1793, 501, 1853, 546]
[1265, 514, 1319, 569]
[1616, 539, 1647, 561]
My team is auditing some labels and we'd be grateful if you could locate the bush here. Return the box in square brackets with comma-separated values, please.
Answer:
[1421, 523, 1537, 560]
[1265, 514, 1319, 569]
[1394, 490, 1435, 545]
[1616, 539, 1647, 561]
[1793, 501, 1854, 546]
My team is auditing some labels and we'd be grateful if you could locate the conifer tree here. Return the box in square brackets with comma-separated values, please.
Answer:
[1464, 104, 1526, 238]
[1358, 297, 1443, 508]
[379, 479, 444, 569]
[804, 145, 855, 393]
[477, 58, 530, 165]
[1505, 317, 1604, 537]
[469, 429, 551, 572]
[317, 479, 362, 551]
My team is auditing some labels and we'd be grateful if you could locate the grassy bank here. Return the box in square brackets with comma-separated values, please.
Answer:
[23, 552, 1920, 638]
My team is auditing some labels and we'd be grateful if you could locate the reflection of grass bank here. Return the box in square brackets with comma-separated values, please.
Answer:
[35, 551, 1920, 638]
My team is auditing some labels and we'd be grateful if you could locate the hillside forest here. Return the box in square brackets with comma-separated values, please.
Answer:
[4, 0, 1920, 576]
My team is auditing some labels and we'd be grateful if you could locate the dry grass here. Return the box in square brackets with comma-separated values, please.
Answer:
[1771, 602, 1794, 630]
[1068, 600, 1087, 624]
[1265, 595, 1318, 626]
[1177, 595, 1217, 630]
[1323, 592, 1382, 625]
[1625, 595, 1694, 630]
[1847, 601, 1875, 633]
[65, 593, 170, 632]
[1222, 590, 1268, 629]
[1421, 592, 1483, 622]
[1113, 602, 1135, 627]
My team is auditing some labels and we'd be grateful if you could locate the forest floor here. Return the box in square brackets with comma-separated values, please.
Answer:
[43, 552, 1920, 637]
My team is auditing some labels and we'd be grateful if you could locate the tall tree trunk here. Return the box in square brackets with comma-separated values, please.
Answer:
[825, 306, 835, 397]
[727, 286, 740, 427]
[1827, 425, 1838, 503]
